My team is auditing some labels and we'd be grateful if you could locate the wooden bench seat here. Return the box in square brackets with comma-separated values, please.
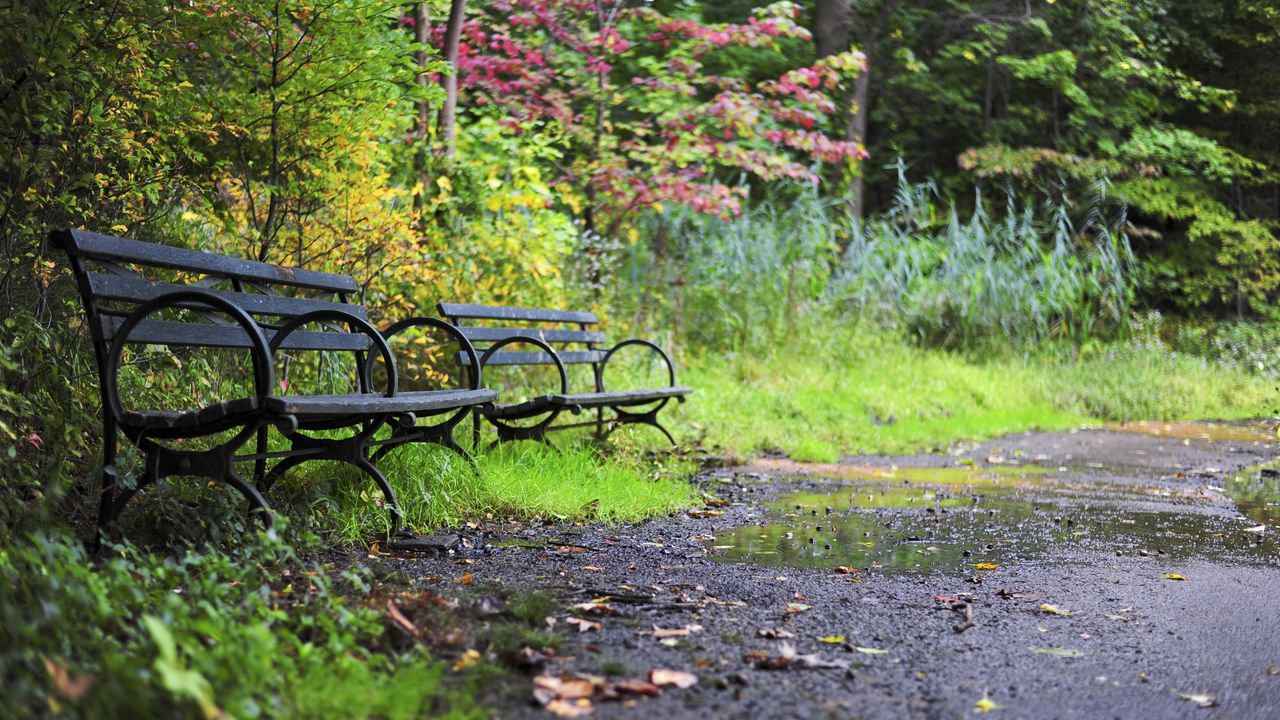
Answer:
[439, 302, 690, 445]
[56, 228, 494, 540]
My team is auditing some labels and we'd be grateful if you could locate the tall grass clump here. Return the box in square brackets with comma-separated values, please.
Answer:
[616, 165, 1136, 357]
[616, 185, 842, 354]
[832, 165, 1135, 352]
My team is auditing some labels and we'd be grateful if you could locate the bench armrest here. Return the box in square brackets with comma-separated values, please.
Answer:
[269, 309, 399, 397]
[600, 338, 677, 392]
[104, 289, 274, 425]
[381, 316, 483, 391]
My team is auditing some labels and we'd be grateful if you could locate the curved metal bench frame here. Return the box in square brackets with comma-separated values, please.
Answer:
[439, 303, 690, 447]
[55, 228, 494, 543]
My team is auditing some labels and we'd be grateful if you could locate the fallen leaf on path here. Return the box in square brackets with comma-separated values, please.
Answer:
[758, 627, 796, 639]
[819, 635, 846, 644]
[784, 603, 812, 614]
[580, 566, 605, 572]
[834, 566, 859, 575]
[687, 510, 724, 519]
[641, 624, 702, 638]
[935, 595, 967, 604]
[1103, 613, 1131, 622]
[1039, 604, 1077, 617]
[995, 588, 1043, 600]
[778, 642, 851, 669]
[974, 563, 1000, 571]
[649, 669, 698, 688]
[854, 647, 891, 655]
[534, 675, 596, 704]
[553, 545, 588, 554]
[1267, 665, 1280, 676]
[973, 689, 1002, 713]
[1164, 573, 1187, 581]
[1243, 525, 1266, 534]
[566, 618, 602, 633]
[1030, 647, 1086, 658]
[544, 699, 592, 717]
[571, 602, 619, 616]
[614, 679, 662, 696]
[1175, 692, 1217, 708]
[454, 572, 474, 586]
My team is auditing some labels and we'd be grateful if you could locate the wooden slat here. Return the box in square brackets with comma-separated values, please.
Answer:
[86, 273, 367, 321]
[99, 317, 371, 352]
[438, 302, 598, 325]
[53, 228, 358, 293]
[550, 387, 692, 406]
[459, 350, 604, 366]
[458, 326, 606, 345]
[269, 388, 496, 417]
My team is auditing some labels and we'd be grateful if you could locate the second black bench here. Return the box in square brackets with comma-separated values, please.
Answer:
[438, 303, 691, 446]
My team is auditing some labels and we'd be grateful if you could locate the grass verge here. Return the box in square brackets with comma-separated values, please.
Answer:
[668, 330, 1275, 459]
[280, 441, 695, 543]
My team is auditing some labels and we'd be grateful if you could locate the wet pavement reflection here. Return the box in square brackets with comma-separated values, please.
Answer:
[709, 461, 1279, 574]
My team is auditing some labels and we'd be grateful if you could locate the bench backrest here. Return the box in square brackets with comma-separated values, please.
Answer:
[53, 228, 373, 358]
[437, 303, 606, 370]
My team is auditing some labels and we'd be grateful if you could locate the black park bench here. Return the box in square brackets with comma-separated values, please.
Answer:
[54, 228, 496, 540]
[439, 303, 691, 446]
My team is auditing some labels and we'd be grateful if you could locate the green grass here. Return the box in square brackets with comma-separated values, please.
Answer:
[305, 441, 694, 542]
[675, 331, 1085, 457]
[1037, 344, 1276, 420]
[663, 329, 1275, 459]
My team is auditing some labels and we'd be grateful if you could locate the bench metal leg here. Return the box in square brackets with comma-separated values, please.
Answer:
[266, 425, 403, 537]
[98, 424, 272, 538]
[94, 415, 120, 548]
[352, 454, 403, 537]
[258, 452, 306, 493]
[605, 407, 678, 446]
[369, 412, 478, 472]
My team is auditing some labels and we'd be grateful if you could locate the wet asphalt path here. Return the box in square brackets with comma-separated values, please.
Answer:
[378, 425, 1280, 719]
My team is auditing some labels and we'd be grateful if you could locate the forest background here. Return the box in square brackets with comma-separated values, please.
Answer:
[4, 1, 1280, 716]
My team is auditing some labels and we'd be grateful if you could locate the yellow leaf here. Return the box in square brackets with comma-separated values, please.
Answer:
[974, 690, 1003, 713]
[819, 634, 845, 644]
[1039, 604, 1077, 617]
[855, 646, 890, 655]
[1164, 573, 1186, 581]
[974, 562, 999, 570]
[436, 176, 453, 192]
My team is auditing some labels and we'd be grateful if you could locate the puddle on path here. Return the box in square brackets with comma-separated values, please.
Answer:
[1226, 465, 1280, 526]
[709, 462, 1278, 574]
[1104, 419, 1277, 445]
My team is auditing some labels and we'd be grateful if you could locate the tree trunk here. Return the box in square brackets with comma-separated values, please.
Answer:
[817, 0, 899, 227]
[438, 0, 466, 161]
[814, 0, 852, 59]
[413, 1, 431, 213]
[847, 65, 870, 220]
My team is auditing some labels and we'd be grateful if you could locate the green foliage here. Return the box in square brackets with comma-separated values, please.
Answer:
[0, 529, 482, 719]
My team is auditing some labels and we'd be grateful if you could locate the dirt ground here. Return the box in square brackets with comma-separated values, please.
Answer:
[359, 424, 1280, 719]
